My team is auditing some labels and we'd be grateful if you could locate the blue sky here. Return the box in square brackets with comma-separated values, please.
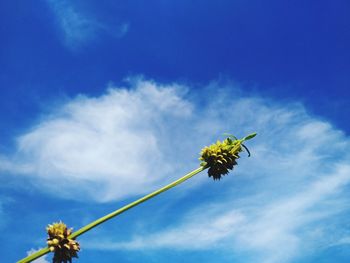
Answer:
[1, 1, 350, 262]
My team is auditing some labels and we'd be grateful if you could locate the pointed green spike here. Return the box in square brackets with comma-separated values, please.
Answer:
[242, 132, 257, 141]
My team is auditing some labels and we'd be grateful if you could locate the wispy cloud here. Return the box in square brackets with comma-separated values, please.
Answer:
[81, 91, 350, 261]
[1, 78, 350, 262]
[46, 0, 129, 49]
[85, 164, 349, 262]
[331, 236, 350, 246]
[0, 79, 192, 202]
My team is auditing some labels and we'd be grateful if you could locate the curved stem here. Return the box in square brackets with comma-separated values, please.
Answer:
[17, 166, 206, 263]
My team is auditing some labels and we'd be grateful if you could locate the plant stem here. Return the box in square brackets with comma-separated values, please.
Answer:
[71, 166, 206, 239]
[17, 166, 206, 263]
[17, 248, 51, 263]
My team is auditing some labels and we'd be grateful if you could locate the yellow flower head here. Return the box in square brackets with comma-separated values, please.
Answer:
[199, 133, 256, 180]
[46, 221, 80, 263]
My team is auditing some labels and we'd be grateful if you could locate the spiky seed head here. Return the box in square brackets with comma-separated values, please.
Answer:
[46, 221, 80, 263]
[199, 137, 243, 180]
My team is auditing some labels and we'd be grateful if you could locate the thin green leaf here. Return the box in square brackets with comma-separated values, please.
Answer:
[243, 132, 257, 141]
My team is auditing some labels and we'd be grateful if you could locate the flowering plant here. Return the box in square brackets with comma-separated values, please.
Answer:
[18, 133, 256, 263]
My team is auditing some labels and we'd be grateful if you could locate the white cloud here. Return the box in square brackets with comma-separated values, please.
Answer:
[85, 210, 247, 251]
[0, 79, 192, 202]
[332, 236, 350, 246]
[46, 0, 128, 49]
[26, 248, 50, 263]
[86, 163, 349, 262]
[2, 78, 350, 262]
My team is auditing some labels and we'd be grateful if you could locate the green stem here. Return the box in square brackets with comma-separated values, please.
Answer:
[17, 166, 206, 263]
[71, 166, 205, 239]
[17, 248, 51, 263]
